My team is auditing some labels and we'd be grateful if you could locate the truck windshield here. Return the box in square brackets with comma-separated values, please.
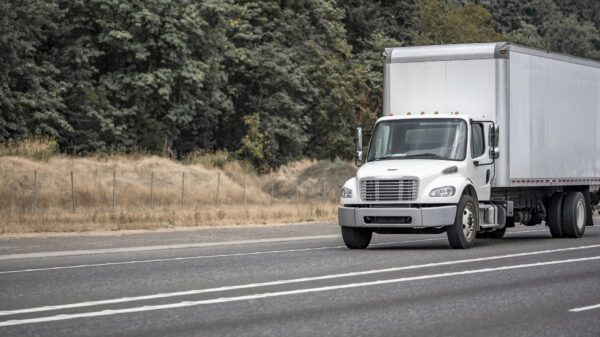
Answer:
[367, 119, 467, 162]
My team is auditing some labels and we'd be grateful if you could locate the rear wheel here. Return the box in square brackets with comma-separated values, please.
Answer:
[563, 192, 586, 238]
[547, 193, 566, 238]
[341, 226, 372, 249]
[447, 195, 477, 249]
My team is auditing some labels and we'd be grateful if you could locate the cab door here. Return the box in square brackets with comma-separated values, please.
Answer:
[469, 122, 492, 201]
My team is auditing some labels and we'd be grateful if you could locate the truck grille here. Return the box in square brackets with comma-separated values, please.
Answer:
[360, 178, 418, 202]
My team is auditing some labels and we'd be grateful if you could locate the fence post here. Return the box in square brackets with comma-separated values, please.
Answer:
[71, 170, 75, 213]
[296, 180, 299, 208]
[216, 173, 220, 207]
[322, 181, 326, 205]
[112, 171, 116, 211]
[181, 172, 185, 208]
[270, 178, 274, 206]
[150, 172, 154, 209]
[34, 170, 38, 214]
[244, 174, 247, 209]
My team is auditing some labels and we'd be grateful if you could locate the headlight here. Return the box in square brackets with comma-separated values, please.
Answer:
[340, 187, 353, 198]
[429, 186, 455, 197]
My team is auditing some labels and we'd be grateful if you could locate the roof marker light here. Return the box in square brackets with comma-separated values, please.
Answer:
[434, 111, 438, 115]
[407, 112, 411, 115]
[420, 111, 425, 115]
[454, 111, 459, 115]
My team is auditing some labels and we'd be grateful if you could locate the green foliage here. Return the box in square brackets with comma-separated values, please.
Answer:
[410, 0, 502, 45]
[505, 21, 544, 48]
[0, 0, 598, 171]
[237, 113, 269, 171]
[0, 1, 71, 140]
[543, 13, 600, 59]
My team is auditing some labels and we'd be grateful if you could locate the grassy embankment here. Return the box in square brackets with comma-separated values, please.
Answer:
[0, 138, 356, 234]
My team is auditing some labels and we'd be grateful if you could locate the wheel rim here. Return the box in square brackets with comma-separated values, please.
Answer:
[576, 199, 585, 230]
[462, 204, 475, 241]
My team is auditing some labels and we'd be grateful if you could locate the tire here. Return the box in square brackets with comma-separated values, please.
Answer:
[447, 195, 477, 249]
[341, 226, 372, 249]
[563, 192, 586, 238]
[547, 193, 565, 238]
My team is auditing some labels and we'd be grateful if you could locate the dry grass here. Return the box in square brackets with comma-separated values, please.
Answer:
[0, 151, 356, 234]
[0, 204, 339, 234]
[0, 136, 58, 161]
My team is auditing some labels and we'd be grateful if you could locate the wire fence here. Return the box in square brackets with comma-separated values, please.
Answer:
[2, 170, 343, 214]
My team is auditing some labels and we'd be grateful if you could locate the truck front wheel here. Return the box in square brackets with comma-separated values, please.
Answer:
[447, 195, 477, 249]
[341, 227, 372, 249]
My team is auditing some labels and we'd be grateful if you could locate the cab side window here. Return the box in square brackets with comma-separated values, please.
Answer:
[471, 123, 485, 158]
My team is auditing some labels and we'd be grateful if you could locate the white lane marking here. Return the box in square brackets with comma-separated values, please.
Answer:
[569, 303, 600, 312]
[0, 255, 598, 327]
[0, 228, 553, 275]
[0, 238, 443, 275]
[0, 235, 343, 261]
[1, 243, 599, 317]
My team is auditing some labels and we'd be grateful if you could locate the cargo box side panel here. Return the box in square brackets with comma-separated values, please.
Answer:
[509, 51, 600, 185]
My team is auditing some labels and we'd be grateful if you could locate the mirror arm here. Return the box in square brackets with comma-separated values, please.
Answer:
[355, 127, 363, 166]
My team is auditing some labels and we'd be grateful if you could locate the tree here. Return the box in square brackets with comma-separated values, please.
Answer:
[225, 0, 363, 168]
[56, 0, 235, 154]
[410, 0, 502, 46]
[478, 0, 528, 33]
[338, 0, 414, 52]
[543, 13, 600, 59]
[505, 21, 544, 49]
[0, 1, 71, 141]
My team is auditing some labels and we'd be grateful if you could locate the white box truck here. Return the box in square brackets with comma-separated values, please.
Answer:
[339, 42, 600, 249]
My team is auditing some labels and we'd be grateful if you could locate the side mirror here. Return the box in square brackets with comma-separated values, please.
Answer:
[356, 127, 363, 162]
[488, 125, 499, 148]
[489, 147, 500, 159]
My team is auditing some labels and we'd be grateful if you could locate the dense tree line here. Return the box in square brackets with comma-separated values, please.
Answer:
[1, 0, 599, 170]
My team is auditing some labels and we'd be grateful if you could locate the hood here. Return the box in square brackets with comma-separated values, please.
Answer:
[357, 159, 457, 180]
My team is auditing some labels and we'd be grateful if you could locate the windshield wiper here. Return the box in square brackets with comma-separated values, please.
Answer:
[372, 155, 397, 161]
[403, 153, 445, 160]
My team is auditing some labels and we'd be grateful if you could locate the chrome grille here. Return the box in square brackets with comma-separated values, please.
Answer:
[360, 178, 418, 202]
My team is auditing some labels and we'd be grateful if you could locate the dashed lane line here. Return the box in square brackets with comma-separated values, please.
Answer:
[569, 303, 600, 312]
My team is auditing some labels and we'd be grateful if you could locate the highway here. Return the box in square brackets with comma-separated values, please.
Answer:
[0, 221, 599, 336]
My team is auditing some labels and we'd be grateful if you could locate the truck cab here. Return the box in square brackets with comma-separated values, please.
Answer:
[339, 114, 500, 249]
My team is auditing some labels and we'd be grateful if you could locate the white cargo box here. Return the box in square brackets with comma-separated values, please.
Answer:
[382, 43, 600, 188]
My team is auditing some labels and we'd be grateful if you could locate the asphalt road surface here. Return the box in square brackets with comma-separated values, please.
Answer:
[0, 221, 599, 337]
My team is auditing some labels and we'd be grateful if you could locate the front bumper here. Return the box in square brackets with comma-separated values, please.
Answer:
[338, 205, 457, 228]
